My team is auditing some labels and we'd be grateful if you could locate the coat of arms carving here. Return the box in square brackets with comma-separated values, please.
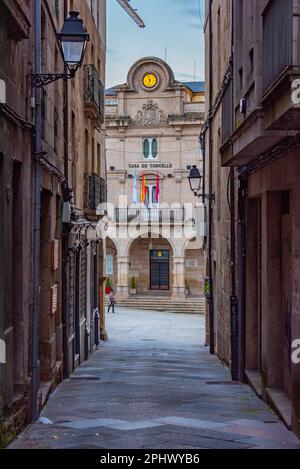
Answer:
[133, 100, 167, 126]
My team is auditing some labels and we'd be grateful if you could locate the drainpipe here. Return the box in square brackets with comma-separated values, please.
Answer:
[31, 0, 42, 421]
[61, 0, 70, 379]
[207, 0, 215, 354]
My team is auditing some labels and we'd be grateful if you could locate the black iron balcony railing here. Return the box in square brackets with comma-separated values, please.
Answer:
[84, 64, 104, 122]
[84, 173, 106, 211]
[114, 207, 185, 223]
[263, 0, 293, 91]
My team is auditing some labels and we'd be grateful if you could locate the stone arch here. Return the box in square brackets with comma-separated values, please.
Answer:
[126, 226, 177, 258]
[126, 56, 175, 91]
[128, 234, 174, 294]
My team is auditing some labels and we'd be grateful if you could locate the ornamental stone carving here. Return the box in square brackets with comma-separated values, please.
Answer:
[133, 100, 167, 126]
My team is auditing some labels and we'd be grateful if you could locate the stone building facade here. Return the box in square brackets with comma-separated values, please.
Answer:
[204, 0, 300, 437]
[0, 0, 34, 442]
[105, 57, 205, 305]
[0, 0, 106, 442]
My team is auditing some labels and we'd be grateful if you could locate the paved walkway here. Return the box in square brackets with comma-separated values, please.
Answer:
[10, 308, 300, 449]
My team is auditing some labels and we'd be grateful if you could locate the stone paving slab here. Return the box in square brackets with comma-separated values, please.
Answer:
[9, 308, 300, 450]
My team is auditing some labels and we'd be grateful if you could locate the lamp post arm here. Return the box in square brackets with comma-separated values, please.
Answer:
[32, 71, 75, 88]
[194, 191, 215, 202]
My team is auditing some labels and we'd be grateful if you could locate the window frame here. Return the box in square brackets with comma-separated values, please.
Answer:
[142, 138, 159, 161]
[105, 255, 114, 275]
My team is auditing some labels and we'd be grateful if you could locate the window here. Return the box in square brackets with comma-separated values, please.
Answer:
[145, 184, 158, 206]
[143, 138, 158, 160]
[106, 99, 118, 106]
[106, 255, 113, 275]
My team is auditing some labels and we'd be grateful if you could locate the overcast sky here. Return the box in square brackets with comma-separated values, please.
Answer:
[106, 0, 205, 88]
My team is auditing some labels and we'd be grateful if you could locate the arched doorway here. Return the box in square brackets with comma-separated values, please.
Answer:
[128, 235, 174, 295]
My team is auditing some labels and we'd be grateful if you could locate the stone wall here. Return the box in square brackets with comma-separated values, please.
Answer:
[204, 0, 233, 364]
[0, 0, 33, 444]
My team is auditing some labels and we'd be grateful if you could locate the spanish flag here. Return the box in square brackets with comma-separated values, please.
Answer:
[140, 173, 147, 204]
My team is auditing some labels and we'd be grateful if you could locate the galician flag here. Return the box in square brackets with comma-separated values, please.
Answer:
[132, 171, 138, 204]
[140, 172, 147, 204]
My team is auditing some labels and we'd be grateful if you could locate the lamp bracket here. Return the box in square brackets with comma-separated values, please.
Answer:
[194, 192, 216, 202]
[32, 71, 75, 88]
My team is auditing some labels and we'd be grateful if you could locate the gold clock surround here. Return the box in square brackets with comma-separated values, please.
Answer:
[143, 72, 158, 90]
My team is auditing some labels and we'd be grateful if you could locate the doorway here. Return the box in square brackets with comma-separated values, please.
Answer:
[150, 249, 170, 291]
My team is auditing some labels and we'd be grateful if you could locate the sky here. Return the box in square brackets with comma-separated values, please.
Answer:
[106, 0, 205, 88]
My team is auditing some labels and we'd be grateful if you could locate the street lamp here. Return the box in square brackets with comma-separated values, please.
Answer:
[188, 165, 215, 202]
[57, 11, 90, 74]
[33, 10, 90, 88]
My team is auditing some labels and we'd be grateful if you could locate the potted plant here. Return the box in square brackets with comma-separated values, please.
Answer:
[130, 276, 137, 295]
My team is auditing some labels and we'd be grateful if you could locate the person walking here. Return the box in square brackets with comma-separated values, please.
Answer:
[107, 289, 116, 314]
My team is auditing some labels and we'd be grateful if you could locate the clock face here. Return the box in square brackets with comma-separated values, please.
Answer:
[143, 73, 157, 89]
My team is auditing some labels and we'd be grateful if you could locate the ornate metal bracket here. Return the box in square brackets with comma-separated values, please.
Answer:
[194, 192, 215, 202]
[32, 72, 75, 88]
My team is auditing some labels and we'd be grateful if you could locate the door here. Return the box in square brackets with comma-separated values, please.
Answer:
[141, 184, 159, 221]
[150, 250, 170, 291]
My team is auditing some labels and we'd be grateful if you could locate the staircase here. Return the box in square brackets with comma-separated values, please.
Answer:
[108, 295, 206, 315]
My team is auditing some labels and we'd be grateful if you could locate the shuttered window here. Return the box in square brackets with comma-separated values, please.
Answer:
[143, 138, 158, 160]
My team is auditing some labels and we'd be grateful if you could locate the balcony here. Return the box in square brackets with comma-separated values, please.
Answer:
[84, 174, 106, 218]
[114, 207, 186, 224]
[84, 65, 104, 128]
[262, 0, 300, 130]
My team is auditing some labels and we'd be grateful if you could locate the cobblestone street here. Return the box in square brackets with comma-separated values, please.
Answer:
[10, 309, 300, 450]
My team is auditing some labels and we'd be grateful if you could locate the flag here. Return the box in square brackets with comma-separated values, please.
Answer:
[140, 172, 147, 204]
[155, 172, 160, 203]
[132, 171, 138, 204]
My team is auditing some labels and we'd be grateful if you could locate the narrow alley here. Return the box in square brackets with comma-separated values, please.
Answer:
[10, 309, 300, 450]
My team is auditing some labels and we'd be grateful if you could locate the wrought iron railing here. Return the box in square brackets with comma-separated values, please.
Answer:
[263, 0, 293, 91]
[84, 173, 106, 211]
[114, 207, 185, 223]
[84, 64, 104, 119]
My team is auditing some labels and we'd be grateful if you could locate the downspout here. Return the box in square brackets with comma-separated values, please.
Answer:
[207, 0, 215, 354]
[31, 0, 42, 421]
[61, 0, 70, 379]
[229, 0, 239, 381]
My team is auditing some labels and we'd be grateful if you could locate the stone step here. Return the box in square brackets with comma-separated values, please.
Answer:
[106, 297, 206, 314]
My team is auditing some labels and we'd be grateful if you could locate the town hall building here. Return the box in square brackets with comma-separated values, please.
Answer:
[104, 57, 205, 310]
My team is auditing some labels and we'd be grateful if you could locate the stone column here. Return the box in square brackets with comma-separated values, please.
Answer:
[172, 257, 186, 299]
[116, 256, 130, 299]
